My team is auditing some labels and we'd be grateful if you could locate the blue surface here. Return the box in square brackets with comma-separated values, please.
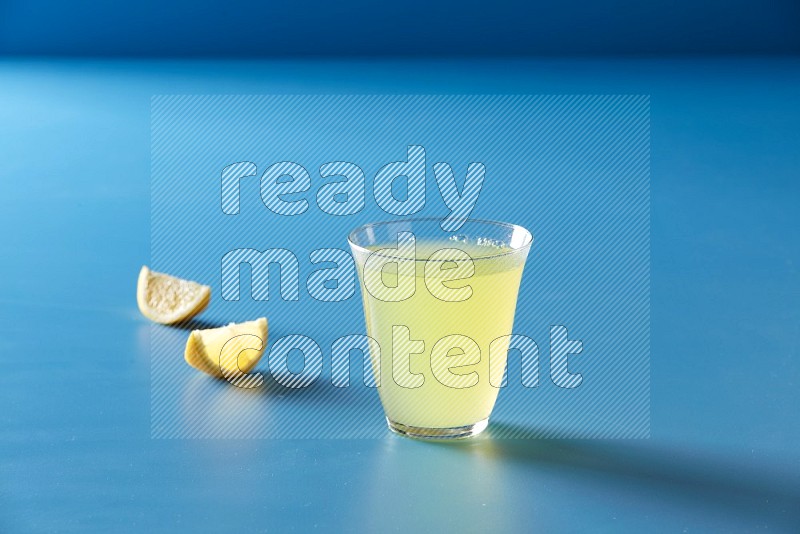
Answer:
[1, 0, 799, 56]
[1, 58, 799, 532]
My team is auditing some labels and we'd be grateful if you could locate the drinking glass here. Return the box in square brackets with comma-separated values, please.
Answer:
[348, 218, 532, 439]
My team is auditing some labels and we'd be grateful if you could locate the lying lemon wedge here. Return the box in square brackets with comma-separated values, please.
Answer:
[184, 318, 268, 379]
[137, 266, 211, 324]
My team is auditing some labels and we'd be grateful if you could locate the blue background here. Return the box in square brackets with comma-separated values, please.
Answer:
[1, 57, 798, 533]
[1, 0, 800, 532]
[0, 0, 799, 56]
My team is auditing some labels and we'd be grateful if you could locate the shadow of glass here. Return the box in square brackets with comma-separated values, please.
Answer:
[428, 421, 800, 528]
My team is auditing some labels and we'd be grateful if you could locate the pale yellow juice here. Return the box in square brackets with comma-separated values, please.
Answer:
[359, 240, 526, 429]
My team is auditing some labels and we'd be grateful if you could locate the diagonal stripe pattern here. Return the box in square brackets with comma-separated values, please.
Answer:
[149, 94, 649, 440]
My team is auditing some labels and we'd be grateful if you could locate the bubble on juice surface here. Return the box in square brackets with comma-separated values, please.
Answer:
[448, 234, 508, 252]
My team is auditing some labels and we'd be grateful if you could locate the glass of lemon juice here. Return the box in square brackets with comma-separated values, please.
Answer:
[348, 219, 532, 439]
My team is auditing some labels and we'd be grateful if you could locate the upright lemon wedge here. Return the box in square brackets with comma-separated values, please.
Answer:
[137, 266, 211, 324]
[184, 318, 268, 379]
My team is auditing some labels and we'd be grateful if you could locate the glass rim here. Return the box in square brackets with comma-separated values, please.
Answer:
[347, 217, 534, 262]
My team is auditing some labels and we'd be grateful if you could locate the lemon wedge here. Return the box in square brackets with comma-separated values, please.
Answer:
[184, 318, 268, 379]
[137, 266, 211, 324]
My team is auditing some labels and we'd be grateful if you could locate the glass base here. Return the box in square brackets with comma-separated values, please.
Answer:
[386, 417, 489, 440]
